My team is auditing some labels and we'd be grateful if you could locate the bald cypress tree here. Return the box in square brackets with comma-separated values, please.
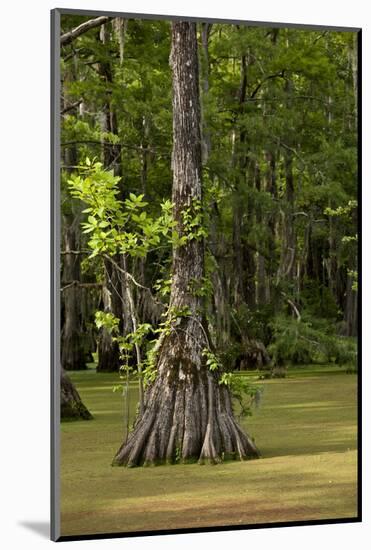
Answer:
[113, 22, 259, 467]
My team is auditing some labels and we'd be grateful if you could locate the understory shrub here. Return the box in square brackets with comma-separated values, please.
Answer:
[268, 314, 357, 368]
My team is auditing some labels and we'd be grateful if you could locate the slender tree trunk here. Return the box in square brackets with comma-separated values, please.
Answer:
[98, 23, 122, 175]
[199, 22, 230, 347]
[96, 258, 122, 372]
[121, 255, 145, 415]
[80, 285, 99, 362]
[266, 150, 278, 305]
[232, 54, 256, 308]
[255, 162, 267, 304]
[283, 147, 295, 282]
[96, 24, 125, 372]
[113, 22, 259, 467]
[344, 272, 357, 337]
[277, 75, 296, 286]
[200, 22, 212, 164]
[276, 149, 295, 286]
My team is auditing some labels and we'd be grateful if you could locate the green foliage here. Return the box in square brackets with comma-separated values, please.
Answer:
[219, 373, 263, 418]
[117, 323, 153, 371]
[153, 277, 172, 297]
[268, 314, 357, 367]
[95, 311, 119, 334]
[141, 344, 158, 387]
[300, 281, 341, 320]
[180, 199, 208, 242]
[202, 349, 221, 372]
[201, 348, 262, 417]
[68, 158, 174, 259]
[231, 303, 274, 343]
[188, 276, 213, 298]
[325, 200, 357, 218]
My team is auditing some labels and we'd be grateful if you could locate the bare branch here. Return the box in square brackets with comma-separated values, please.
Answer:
[103, 255, 150, 291]
[273, 137, 307, 167]
[61, 100, 83, 115]
[61, 140, 170, 156]
[61, 250, 89, 255]
[250, 70, 286, 99]
[61, 281, 102, 292]
[61, 16, 110, 46]
[281, 292, 301, 322]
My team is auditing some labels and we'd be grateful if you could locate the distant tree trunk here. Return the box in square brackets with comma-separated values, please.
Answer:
[344, 273, 357, 337]
[61, 368, 93, 420]
[232, 54, 256, 308]
[276, 150, 295, 286]
[113, 22, 259, 467]
[199, 22, 230, 347]
[80, 286, 99, 362]
[266, 150, 278, 305]
[96, 24, 125, 372]
[200, 22, 212, 164]
[345, 34, 358, 337]
[283, 147, 296, 282]
[61, 218, 87, 371]
[277, 74, 296, 287]
[255, 162, 267, 304]
[60, 67, 87, 371]
[98, 22, 122, 176]
[96, 258, 122, 372]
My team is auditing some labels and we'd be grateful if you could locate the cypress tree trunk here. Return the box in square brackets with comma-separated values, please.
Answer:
[60, 69, 87, 371]
[113, 22, 259, 467]
[344, 273, 357, 337]
[61, 219, 87, 371]
[232, 54, 256, 308]
[61, 368, 93, 420]
[200, 22, 212, 164]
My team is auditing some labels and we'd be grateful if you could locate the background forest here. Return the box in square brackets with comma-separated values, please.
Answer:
[60, 16, 358, 401]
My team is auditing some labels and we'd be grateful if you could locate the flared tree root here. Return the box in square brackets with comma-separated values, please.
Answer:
[61, 369, 93, 421]
[112, 368, 259, 467]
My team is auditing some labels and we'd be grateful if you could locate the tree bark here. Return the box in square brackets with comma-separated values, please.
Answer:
[61, 368, 93, 420]
[344, 273, 357, 337]
[113, 22, 259, 467]
[200, 22, 212, 164]
[60, 67, 88, 371]
[61, 218, 87, 371]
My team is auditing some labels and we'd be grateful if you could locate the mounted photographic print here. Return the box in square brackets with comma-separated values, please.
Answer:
[51, 8, 361, 542]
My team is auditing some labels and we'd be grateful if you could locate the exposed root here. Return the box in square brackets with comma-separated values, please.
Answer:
[112, 367, 259, 467]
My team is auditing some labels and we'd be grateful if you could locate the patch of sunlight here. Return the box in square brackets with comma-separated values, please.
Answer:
[270, 401, 354, 410]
